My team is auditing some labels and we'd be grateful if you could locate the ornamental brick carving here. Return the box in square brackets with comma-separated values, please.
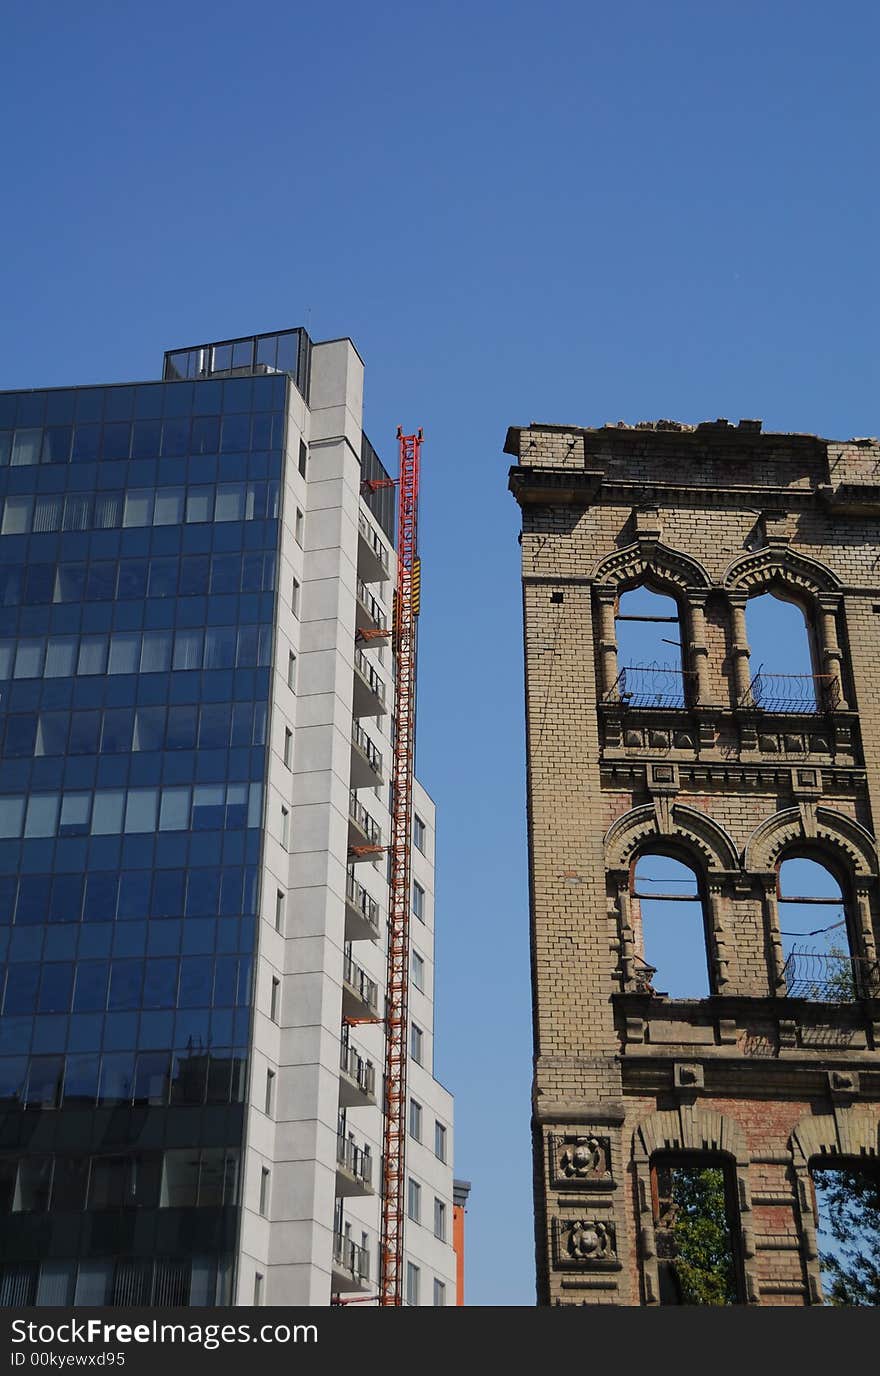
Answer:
[549, 1134, 614, 1190]
[552, 1218, 619, 1269]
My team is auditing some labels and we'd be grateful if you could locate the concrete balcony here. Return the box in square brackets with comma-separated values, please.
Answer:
[339, 1037, 377, 1109]
[352, 648, 387, 717]
[348, 790, 383, 861]
[350, 722, 383, 789]
[332, 1232, 371, 1294]
[345, 870, 381, 943]
[342, 952, 379, 1021]
[335, 1134, 374, 1197]
[357, 511, 390, 584]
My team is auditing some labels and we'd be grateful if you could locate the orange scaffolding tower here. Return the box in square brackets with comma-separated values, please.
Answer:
[378, 427, 422, 1306]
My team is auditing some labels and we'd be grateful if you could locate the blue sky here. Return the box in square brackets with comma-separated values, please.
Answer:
[1, 1, 878, 1306]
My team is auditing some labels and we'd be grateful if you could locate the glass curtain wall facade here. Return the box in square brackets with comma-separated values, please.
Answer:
[0, 370, 288, 1306]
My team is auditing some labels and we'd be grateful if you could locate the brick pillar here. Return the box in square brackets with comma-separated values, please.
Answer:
[729, 593, 752, 703]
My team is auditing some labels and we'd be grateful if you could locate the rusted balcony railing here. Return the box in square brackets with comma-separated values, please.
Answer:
[354, 648, 386, 705]
[336, 1134, 373, 1189]
[349, 791, 382, 847]
[740, 672, 839, 714]
[605, 664, 695, 710]
[343, 953, 379, 1015]
[339, 1037, 376, 1099]
[780, 947, 880, 1000]
[356, 579, 387, 631]
[346, 870, 380, 930]
[333, 1232, 370, 1282]
[358, 512, 389, 575]
[351, 722, 383, 777]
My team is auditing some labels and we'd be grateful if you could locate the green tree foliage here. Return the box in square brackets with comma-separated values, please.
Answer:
[670, 1166, 737, 1306]
[814, 1165, 880, 1306]
[823, 944, 856, 1001]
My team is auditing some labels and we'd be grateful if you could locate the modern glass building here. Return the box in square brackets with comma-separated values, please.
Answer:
[0, 330, 456, 1307]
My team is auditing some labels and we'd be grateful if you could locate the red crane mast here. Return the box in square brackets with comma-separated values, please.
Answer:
[378, 428, 422, 1305]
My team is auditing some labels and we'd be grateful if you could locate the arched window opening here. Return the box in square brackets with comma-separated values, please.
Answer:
[811, 1159, 880, 1305]
[651, 1155, 743, 1305]
[744, 589, 829, 712]
[614, 585, 687, 708]
[631, 854, 711, 998]
[778, 857, 858, 1000]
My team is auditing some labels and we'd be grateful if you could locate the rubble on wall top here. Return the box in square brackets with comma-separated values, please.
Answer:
[607, 418, 763, 434]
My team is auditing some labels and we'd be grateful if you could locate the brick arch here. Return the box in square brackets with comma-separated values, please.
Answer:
[788, 1107, 880, 1306]
[631, 1105, 760, 1304]
[604, 802, 739, 875]
[743, 806, 879, 879]
[721, 546, 841, 597]
[790, 1107, 880, 1166]
[591, 540, 712, 595]
[633, 1104, 749, 1166]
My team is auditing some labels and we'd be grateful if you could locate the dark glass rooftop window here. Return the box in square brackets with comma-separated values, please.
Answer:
[163, 328, 311, 402]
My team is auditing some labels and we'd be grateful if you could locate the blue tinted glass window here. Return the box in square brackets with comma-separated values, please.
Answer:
[83, 873, 118, 921]
[190, 416, 219, 453]
[118, 872, 151, 919]
[178, 957, 212, 1006]
[12, 429, 42, 466]
[73, 961, 108, 1012]
[62, 1055, 100, 1106]
[108, 961, 143, 1010]
[98, 1053, 134, 1105]
[69, 712, 100, 754]
[152, 871, 184, 917]
[72, 425, 100, 461]
[16, 876, 51, 924]
[27, 1056, 64, 1107]
[48, 874, 84, 920]
[186, 870, 220, 915]
[132, 420, 161, 458]
[4, 963, 39, 1013]
[4, 714, 37, 756]
[38, 963, 74, 1013]
[142, 959, 178, 1009]
[41, 426, 70, 465]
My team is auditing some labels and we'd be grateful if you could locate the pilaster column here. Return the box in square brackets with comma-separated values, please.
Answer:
[728, 593, 752, 705]
[596, 588, 619, 699]
[816, 595, 849, 710]
[614, 872, 635, 988]
[760, 875, 786, 994]
[854, 883, 879, 993]
[687, 594, 711, 707]
[707, 882, 731, 989]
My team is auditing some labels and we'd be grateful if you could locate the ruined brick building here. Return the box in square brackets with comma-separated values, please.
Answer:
[504, 418, 880, 1305]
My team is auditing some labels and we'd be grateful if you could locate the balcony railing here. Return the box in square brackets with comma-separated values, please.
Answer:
[333, 1232, 370, 1283]
[358, 512, 389, 577]
[339, 1038, 376, 1100]
[605, 664, 695, 710]
[354, 648, 386, 706]
[343, 953, 379, 1015]
[351, 722, 383, 779]
[780, 947, 880, 1001]
[336, 1134, 373, 1189]
[356, 579, 387, 631]
[740, 672, 839, 714]
[349, 791, 382, 847]
[346, 870, 380, 928]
